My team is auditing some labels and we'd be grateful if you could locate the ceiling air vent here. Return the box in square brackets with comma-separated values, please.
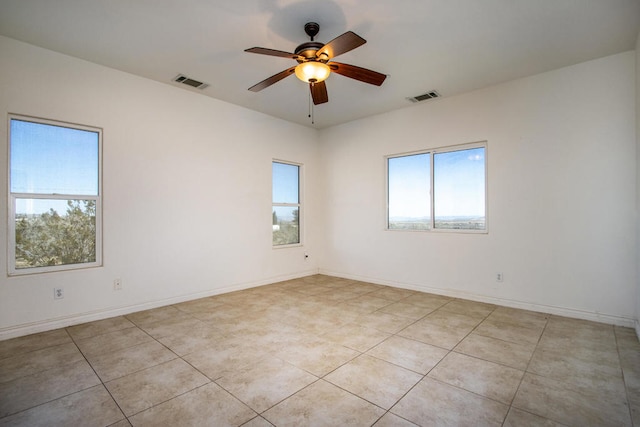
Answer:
[407, 90, 440, 103]
[173, 74, 209, 90]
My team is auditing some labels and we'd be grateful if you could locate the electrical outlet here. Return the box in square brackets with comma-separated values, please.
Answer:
[113, 278, 122, 291]
[304, 253, 309, 260]
[496, 272, 504, 282]
[54, 287, 64, 299]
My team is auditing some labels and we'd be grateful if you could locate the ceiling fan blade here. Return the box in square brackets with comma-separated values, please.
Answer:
[310, 81, 328, 105]
[245, 47, 302, 60]
[328, 62, 387, 86]
[316, 31, 366, 60]
[248, 66, 296, 92]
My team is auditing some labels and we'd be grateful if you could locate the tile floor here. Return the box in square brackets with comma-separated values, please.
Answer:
[1, 274, 639, 426]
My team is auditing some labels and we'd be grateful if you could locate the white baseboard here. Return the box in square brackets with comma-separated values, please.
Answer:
[319, 269, 637, 328]
[0, 269, 319, 341]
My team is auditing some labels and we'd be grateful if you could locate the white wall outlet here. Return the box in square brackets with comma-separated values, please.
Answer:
[54, 287, 64, 299]
[496, 272, 504, 282]
[113, 278, 122, 291]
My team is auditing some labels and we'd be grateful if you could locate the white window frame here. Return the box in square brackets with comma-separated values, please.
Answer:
[7, 114, 103, 275]
[272, 159, 303, 248]
[385, 141, 488, 234]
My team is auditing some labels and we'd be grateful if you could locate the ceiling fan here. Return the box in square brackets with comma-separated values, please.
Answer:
[245, 22, 387, 105]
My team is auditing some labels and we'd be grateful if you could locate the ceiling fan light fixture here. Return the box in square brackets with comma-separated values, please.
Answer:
[295, 61, 330, 83]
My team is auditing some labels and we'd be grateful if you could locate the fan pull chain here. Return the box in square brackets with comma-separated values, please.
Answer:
[308, 89, 314, 124]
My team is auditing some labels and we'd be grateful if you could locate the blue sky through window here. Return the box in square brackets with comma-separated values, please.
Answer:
[272, 162, 299, 204]
[434, 147, 485, 218]
[388, 153, 430, 220]
[10, 119, 99, 195]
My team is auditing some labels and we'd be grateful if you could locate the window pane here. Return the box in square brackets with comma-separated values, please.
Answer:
[272, 206, 299, 245]
[14, 198, 97, 269]
[434, 147, 485, 230]
[388, 153, 431, 230]
[10, 119, 99, 195]
[272, 162, 299, 204]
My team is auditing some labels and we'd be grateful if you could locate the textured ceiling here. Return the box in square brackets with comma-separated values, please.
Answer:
[1, 0, 639, 128]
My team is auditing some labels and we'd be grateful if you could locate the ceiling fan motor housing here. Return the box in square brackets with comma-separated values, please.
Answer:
[295, 41, 324, 62]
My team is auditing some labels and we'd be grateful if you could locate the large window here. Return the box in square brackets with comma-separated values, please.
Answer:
[272, 161, 301, 246]
[8, 115, 102, 275]
[387, 143, 486, 232]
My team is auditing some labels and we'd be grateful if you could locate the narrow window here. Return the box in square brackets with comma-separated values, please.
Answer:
[388, 153, 431, 230]
[387, 143, 486, 232]
[434, 146, 486, 230]
[8, 115, 102, 274]
[272, 161, 301, 246]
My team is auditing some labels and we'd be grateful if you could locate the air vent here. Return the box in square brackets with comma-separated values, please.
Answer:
[173, 74, 209, 90]
[407, 90, 440, 103]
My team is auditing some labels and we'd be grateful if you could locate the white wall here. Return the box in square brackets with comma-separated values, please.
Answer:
[1, 35, 637, 339]
[0, 36, 321, 339]
[636, 31, 640, 336]
[319, 51, 637, 326]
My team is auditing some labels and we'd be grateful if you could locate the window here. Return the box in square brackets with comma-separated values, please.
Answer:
[387, 143, 486, 232]
[8, 115, 102, 275]
[272, 161, 301, 246]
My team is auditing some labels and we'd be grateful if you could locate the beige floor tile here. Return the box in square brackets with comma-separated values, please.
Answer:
[425, 309, 485, 329]
[128, 382, 256, 427]
[240, 416, 274, 427]
[215, 357, 317, 413]
[274, 337, 359, 377]
[172, 296, 226, 314]
[75, 326, 152, 358]
[428, 352, 524, 404]
[323, 323, 391, 352]
[183, 336, 276, 380]
[368, 287, 416, 301]
[487, 307, 549, 330]
[400, 292, 453, 310]
[391, 377, 509, 426]
[66, 316, 135, 340]
[512, 372, 632, 426]
[474, 318, 544, 346]
[400, 292, 452, 310]
[398, 318, 473, 350]
[454, 332, 535, 370]
[527, 346, 622, 390]
[352, 311, 415, 334]
[318, 289, 365, 303]
[0, 359, 100, 418]
[107, 420, 132, 427]
[156, 323, 225, 356]
[538, 326, 617, 353]
[263, 379, 385, 426]
[2, 277, 638, 426]
[367, 335, 448, 374]
[503, 407, 567, 427]
[325, 354, 422, 409]
[373, 412, 418, 426]
[0, 330, 71, 361]
[0, 342, 84, 383]
[136, 317, 204, 340]
[345, 295, 394, 312]
[379, 302, 434, 320]
[439, 299, 495, 318]
[105, 358, 210, 417]
[86, 340, 177, 382]
[0, 385, 124, 427]
[125, 306, 191, 328]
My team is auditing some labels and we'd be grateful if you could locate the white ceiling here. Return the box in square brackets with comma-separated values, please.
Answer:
[1, 0, 639, 129]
